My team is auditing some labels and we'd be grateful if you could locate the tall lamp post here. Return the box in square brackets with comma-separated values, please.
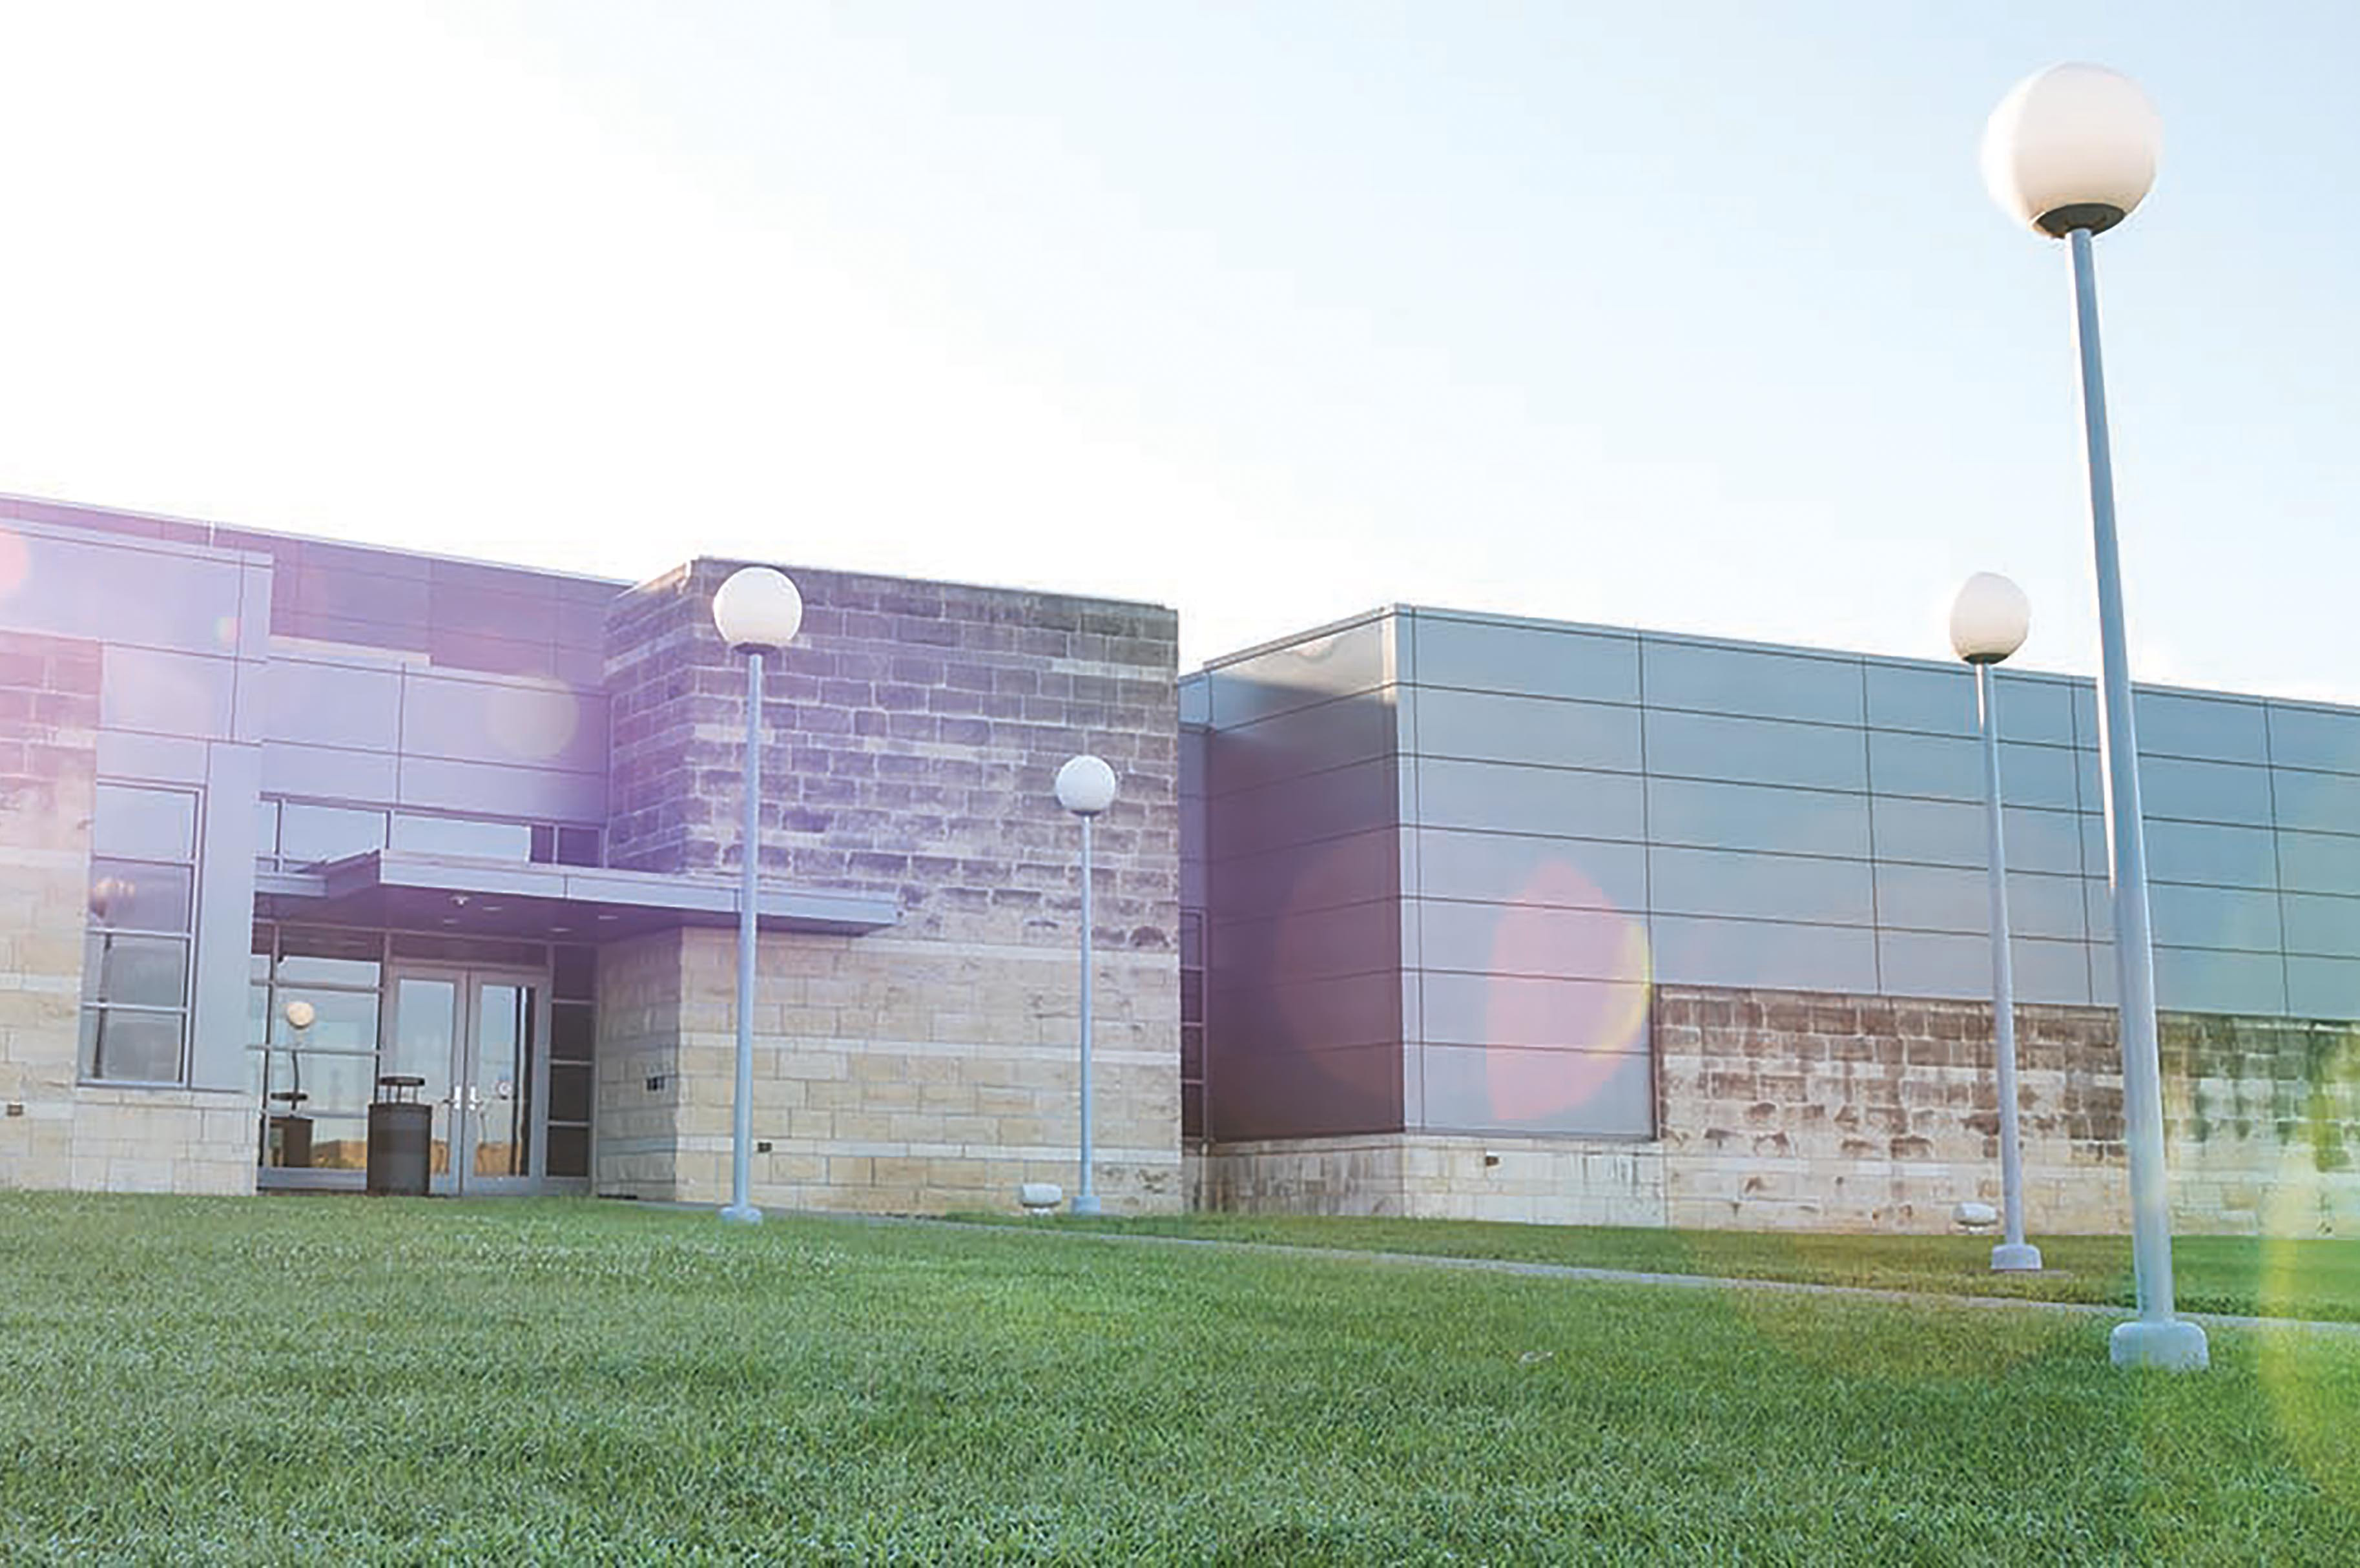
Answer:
[710, 565, 804, 1225]
[1055, 754, 1118, 1217]
[1983, 63, 2207, 1368]
[1951, 572, 2042, 1274]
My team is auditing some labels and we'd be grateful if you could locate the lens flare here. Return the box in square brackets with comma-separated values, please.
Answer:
[485, 678, 582, 763]
[0, 527, 28, 599]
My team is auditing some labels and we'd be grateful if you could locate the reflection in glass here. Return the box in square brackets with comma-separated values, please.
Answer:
[82, 933, 189, 1007]
[386, 978, 459, 1177]
[472, 982, 533, 1177]
[78, 1007, 183, 1082]
[389, 813, 533, 860]
[92, 783, 197, 860]
[276, 927, 382, 987]
[271, 989, 379, 1054]
[276, 803, 386, 866]
[86, 860, 193, 932]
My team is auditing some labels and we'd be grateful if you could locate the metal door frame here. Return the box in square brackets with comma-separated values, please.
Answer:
[381, 964, 552, 1196]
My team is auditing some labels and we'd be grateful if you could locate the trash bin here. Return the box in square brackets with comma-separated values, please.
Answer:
[366, 1075, 431, 1195]
[265, 1090, 313, 1168]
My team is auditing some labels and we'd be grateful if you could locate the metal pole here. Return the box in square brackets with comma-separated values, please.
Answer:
[1977, 663, 2040, 1272]
[1072, 814, 1101, 1215]
[2068, 227, 2203, 1367]
[721, 647, 763, 1224]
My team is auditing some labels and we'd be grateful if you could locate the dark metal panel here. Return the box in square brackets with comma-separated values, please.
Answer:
[1649, 845, 1875, 926]
[1205, 1040, 1403, 1140]
[1417, 758, 1646, 840]
[1644, 709, 1865, 792]
[1648, 776, 1870, 859]
[1207, 691, 1398, 796]
[1206, 616, 1392, 727]
[1647, 913, 1879, 991]
[1209, 900, 1402, 985]
[1203, 756, 1398, 862]
[1413, 615, 1639, 704]
[1411, 829, 1648, 912]
[1209, 827, 1400, 920]
[1416, 899, 1651, 981]
[1411, 687, 1642, 772]
[1641, 639, 1861, 726]
[1416, 1044, 1653, 1137]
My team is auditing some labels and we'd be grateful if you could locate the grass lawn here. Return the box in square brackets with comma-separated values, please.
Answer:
[3, 1195, 2357, 1563]
[948, 1212, 2360, 1325]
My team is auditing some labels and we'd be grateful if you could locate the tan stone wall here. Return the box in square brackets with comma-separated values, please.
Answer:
[594, 925, 1182, 1215]
[1200, 984, 2360, 1238]
[0, 630, 254, 1195]
[1200, 1134, 1664, 1226]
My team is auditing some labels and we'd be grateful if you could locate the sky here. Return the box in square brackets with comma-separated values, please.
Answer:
[1, 2, 2355, 692]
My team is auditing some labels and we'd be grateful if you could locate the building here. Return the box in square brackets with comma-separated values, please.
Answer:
[0, 495, 1181, 1210]
[6, 492, 2357, 1238]
[1184, 606, 2360, 1235]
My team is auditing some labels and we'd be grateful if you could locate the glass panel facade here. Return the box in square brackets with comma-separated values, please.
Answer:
[80, 783, 198, 1084]
[390, 813, 534, 860]
[277, 803, 388, 866]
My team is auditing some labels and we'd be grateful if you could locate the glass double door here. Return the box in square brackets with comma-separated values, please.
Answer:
[384, 969, 544, 1195]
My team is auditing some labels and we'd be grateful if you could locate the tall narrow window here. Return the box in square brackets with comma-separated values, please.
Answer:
[1179, 909, 1205, 1140]
[81, 783, 200, 1084]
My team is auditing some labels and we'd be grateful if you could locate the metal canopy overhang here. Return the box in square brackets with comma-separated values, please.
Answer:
[254, 851, 901, 942]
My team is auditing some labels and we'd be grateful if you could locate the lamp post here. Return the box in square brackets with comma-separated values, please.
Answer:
[710, 564, 805, 1225]
[1983, 63, 2206, 1368]
[1055, 754, 1118, 1216]
[1951, 573, 2042, 1274]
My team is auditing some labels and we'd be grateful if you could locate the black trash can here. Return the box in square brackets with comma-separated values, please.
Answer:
[366, 1075, 431, 1196]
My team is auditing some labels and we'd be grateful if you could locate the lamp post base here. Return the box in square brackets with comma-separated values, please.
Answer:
[1989, 1241, 2044, 1273]
[2109, 1317, 2209, 1371]
[1069, 1193, 1102, 1217]
[718, 1204, 764, 1226]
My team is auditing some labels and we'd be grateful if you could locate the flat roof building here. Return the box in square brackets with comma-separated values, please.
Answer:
[0, 495, 1181, 1210]
[5, 493, 2355, 1238]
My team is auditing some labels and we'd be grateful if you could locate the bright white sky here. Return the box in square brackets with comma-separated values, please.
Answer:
[2, 3, 2354, 692]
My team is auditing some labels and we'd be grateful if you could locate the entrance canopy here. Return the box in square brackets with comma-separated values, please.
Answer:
[255, 851, 900, 943]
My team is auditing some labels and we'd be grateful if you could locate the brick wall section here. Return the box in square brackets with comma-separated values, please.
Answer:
[0, 631, 250, 1194]
[1655, 985, 2360, 1235]
[1203, 982, 2360, 1237]
[599, 559, 1183, 1213]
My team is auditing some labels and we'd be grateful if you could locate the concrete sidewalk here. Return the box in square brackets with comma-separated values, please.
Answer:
[866, 1213, 2360, 1339]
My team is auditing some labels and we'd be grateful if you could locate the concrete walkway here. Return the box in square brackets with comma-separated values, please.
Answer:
[860, 1213, 2360, 1339]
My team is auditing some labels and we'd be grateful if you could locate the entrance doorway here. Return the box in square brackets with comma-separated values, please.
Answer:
[384, 969, 547, 1195]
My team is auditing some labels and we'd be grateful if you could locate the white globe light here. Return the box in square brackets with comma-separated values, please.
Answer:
[1055, 754, 1118, 817]
[711, 566, 804, 650]
[1982, 63, 2161, 237]
[1951, 572, 2032, 665]
[283, 999, 317, 1031]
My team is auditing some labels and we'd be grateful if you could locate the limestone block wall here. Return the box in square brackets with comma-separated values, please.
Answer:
[0, 630, 251, 1195]
[597, 560, 1183, 1213]
[1199, 983, 2360, 1237]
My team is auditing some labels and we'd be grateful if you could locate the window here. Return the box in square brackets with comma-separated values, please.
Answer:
[1179, 909, 1205, 1140]
[257, 797, 599, 870]
[81, 783, 200, 1084]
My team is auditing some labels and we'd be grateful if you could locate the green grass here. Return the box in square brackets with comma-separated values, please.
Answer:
[948, 1212, 2360, 1323]
[3, 1195, 2357, 1563]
